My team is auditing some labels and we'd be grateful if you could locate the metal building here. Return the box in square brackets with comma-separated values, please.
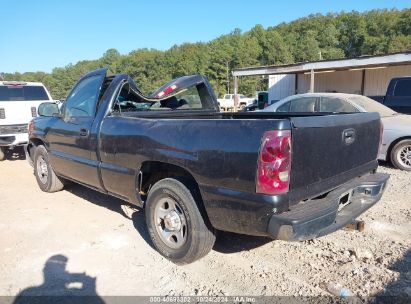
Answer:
[232, 52, 411, 104]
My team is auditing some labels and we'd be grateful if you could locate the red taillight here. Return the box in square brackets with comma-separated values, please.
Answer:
[256, 130, 292, 195]
[157, 84, 177, 97]
[28, 120, 35, 137]
[31, 106, 37, 117]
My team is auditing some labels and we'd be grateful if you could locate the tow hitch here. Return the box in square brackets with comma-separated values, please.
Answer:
[345, 220, 365, 232]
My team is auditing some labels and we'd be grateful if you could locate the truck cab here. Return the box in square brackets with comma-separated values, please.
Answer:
[383, 76, 411, 114]
[0, 81, 53, 160]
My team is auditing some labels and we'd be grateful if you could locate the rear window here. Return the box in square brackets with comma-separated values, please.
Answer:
[276, 101, 291, 112]
[113, 82, 213, 113]
[320, 97, 358, 113]
[349, 95, 396, 117]
[290, 97, 317, 112]
[0, 85, 49, 101]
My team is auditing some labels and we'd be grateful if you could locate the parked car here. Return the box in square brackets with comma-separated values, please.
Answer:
[263, 92, 411, 170]
[26, 69, 388, 264]
[0, 81, 53, 161]
[217, 93, 254, 110]
[241, 100, 259, 112]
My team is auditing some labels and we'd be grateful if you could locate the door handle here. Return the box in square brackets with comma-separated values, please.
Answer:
[79, 128, 89, 137]
[342, 128, 356, 145]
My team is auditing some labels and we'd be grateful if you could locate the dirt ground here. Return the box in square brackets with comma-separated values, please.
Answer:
[0, 147, 410, 300]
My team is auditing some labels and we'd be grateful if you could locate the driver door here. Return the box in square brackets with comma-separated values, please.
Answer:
[46, 70, 106, 189]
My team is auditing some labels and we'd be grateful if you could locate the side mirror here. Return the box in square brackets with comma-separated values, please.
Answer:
[38, 102, 60, 117]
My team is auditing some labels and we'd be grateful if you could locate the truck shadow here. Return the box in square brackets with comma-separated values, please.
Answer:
[213, 231, 272, 254]
[378, 160, 394, 169]
[376, 248, 411, 302]
[13, 254, 104, 304]
[65, 183, 271, 254]
[65, 184, 153, 248]
[4, 146, 26, 161]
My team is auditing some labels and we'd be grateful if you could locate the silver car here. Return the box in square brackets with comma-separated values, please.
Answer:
[264, 93, 411, 171]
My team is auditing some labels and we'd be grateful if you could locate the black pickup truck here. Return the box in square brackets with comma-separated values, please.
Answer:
[27, 68, 389, 264]
[369, 76, 411, 114]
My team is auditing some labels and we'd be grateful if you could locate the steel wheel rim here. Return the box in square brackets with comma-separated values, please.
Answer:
[397, 145, 411, 169]
[154, 197, 187, 249]
[36, 155, 48, 184]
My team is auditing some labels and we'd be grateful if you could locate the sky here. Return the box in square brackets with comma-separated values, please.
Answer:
[0, 0, 409, 73]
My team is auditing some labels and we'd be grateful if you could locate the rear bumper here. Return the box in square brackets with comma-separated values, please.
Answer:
[0, 133, 28, 147]
[268, 172, 389, 241]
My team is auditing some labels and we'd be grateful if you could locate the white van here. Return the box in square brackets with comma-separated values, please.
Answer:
[0, 81, 53, 161]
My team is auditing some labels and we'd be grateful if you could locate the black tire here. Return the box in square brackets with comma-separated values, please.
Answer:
[145, 178, 216, 264]
[390, 139, 411, 171]
[34, 145, 64, 192]
[0, 147, 5, 161]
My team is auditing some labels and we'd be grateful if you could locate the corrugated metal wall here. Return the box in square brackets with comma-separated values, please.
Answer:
[268, 74, 295, 103]
[364, 65, 411, 95]
[268, 64, 411, 99]
[297, 70, 363, 94]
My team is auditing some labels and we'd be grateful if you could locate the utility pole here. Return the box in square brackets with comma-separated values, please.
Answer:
[226, 61, 230, 94]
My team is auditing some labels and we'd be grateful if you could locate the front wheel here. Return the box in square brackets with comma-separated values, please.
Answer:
[391, 139, 411, 171]
[34, 145, 64, 192]
[0, 147, 5, 161]
[145, 178, 216, 264]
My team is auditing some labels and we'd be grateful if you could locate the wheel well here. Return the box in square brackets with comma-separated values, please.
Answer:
[27, 139, 45, 161]
[139, 161, 204, 205]
[387, 136, 411, 162]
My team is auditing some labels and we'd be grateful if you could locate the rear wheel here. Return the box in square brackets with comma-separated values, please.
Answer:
[391, 139, 411, 171]
[34, 145, 64, 192]
[145, 178, 215, 264]
[0, 147, 5, 161]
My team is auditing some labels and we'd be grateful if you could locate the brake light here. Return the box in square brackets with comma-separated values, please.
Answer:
[31, 107, 37, 117]
[28, 120, 35, 137]
[256, 130, 292, 195]
[157, 84, 177, 97]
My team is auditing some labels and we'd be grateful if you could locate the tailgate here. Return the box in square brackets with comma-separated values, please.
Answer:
[289, 112, 381, 203]
[0, 101, 43, 125]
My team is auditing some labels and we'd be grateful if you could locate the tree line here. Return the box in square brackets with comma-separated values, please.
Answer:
[3, 9, 410, 99]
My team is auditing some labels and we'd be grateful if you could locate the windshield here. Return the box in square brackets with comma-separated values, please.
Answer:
[348, 95, 397, 117]
[0, 85, 49, 101]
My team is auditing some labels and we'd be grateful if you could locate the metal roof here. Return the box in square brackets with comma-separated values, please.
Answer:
[232, 52, 411, 77]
